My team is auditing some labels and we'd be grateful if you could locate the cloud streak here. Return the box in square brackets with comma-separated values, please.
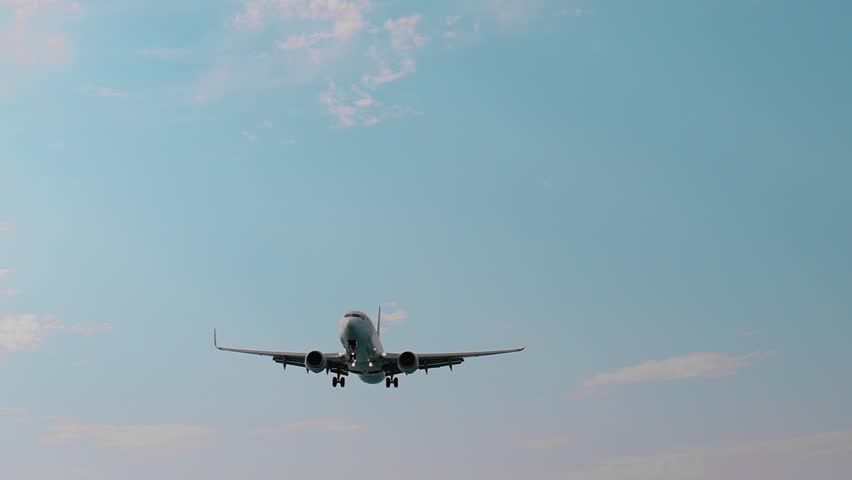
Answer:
[232, 0, 366, 41]
[43, 422, 215, 450]
[560, 431, 852, 480]
[583, 351, 773, 391]
[248, 418, 362, 436]
[0, 314, 112, 356]
[0, 0, 80, 83]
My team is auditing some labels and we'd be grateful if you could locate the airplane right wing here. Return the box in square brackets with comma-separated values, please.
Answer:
[213, 329, 348, 374]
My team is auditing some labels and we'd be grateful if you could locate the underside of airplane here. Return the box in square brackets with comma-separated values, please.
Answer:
[214, 308, 525, 388]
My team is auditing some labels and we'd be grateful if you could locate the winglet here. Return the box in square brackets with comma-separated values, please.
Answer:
[213, 328, 218, 349]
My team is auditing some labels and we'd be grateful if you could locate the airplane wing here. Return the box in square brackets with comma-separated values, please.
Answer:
[381, 347, 525, 374]
[213, 329, 348, 374]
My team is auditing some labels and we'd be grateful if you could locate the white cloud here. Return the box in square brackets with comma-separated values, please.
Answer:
[43, 422, 214, 450]
[488, 0, 543, 26]
[361, 15, 427, 88]
[241, 130, 258, 142]
[320, 79, 420, 127]
[362, 54, 415, 88]
[233, 0, 366, 41]
[319, 80, 376, 127]
[382, 308, 408, 324]
[203, 3, 432, 126]
[0, 406, 30, 422]
[276, 31, 334, 50]
[248, 418, 362, 436]
[583, 352, 772, 391]
[64, 323, 113, 336]
[0, 314, 112, 356]
[0, 314, 44, 353]
[384, 14, 427, 52]
[0, 0, 79, 82]
[232, 0, 265, 30]
[560, 431, 852, 480]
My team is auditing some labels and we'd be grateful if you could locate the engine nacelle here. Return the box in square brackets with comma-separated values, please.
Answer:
[305, 350, 326, 373]
[397, 351, 419, 374]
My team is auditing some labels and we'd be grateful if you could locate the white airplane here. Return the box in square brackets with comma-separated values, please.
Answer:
[214, 308, 525, 388]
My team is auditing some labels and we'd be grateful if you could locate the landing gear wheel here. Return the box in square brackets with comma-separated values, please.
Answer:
[385, 377, 391, 388]
[332, 377, 338, 387]
[393, 377, 399, 388]
[339, 377, 346, 388]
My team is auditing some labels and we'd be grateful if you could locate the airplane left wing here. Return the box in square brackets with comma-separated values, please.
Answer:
[213, 329, 348, 373]
[381, 346, 525, 374]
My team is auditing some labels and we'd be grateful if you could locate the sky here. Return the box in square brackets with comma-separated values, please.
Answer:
[1, 0, 852, 478]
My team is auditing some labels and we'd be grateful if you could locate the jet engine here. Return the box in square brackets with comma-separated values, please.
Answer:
[305, 350, 326, 373]
[397, 351, 419, 374]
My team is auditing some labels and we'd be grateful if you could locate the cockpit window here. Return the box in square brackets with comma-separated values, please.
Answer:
[344, 313, 363, 318]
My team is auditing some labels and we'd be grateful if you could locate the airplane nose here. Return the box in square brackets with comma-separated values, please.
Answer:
[343, 318, 360, 336]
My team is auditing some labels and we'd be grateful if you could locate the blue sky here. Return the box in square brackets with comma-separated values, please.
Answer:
[2, 0, 851, 478]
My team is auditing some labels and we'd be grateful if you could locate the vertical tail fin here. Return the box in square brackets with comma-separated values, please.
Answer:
[377, 306, 381, 337]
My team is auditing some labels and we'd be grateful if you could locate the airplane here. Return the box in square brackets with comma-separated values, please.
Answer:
[213, 307, 525, 388]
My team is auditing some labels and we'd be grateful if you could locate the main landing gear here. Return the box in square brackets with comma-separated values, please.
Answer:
[332, 375, 346, 388]
[385, 376, 399, 388]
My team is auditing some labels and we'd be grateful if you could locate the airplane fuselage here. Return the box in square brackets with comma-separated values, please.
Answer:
[338, 310, 386, 384]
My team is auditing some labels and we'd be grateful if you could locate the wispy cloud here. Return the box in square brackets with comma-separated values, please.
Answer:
[232, 0, 366, 41]
[382, 307, 409, 324]
[3, 287, 23, 297]
[385, 14, 428, 52]
[241, 130, 258, 142]
[43, 422, 215, 450]
[276, 31, 335, 51]
[0, 0, 80, 86]
[362, 14, 427, 88]
[560, 431, 852, 480]
[320, 80, 377, 127]
[320, 79, 420, 127]
[488, 0, 544, 26]
[378, 302, 409, 333]
[0, 314, 112, 356]
[0, 222, 10, 232]
[362, 54, 415, 88]
[248, 419, 362, 436]
[583, 352, 773, 392]
[0, 406, 30, 422]
[0, 314, 44, 353]
[0, 268, 12, 280]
